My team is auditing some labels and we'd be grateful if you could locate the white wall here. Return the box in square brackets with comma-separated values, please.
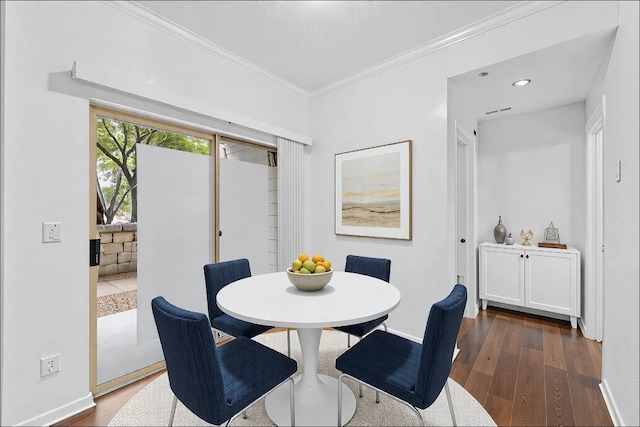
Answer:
[477, 103, 586, 251]
[310, 1, 618, 340]
[0, 1, 309, 425]
[592, 1, 640, 425]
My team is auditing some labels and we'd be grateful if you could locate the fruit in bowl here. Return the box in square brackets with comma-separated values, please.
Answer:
[287, 253, 333, 291]
[291, 253, 332, 274]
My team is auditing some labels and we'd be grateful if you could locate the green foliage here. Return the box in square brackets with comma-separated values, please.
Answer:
[97, 116, 210, 223]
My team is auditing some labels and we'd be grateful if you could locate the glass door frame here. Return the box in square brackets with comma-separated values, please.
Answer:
[89, 105, 217, 394]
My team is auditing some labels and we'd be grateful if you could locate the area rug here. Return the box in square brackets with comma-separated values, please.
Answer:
[109, 330, 496, 426]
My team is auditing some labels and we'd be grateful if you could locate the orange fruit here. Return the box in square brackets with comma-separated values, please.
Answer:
[298, 253, 309, 263]
[322, 260, 332, 271]
[312, 254, 325, 263]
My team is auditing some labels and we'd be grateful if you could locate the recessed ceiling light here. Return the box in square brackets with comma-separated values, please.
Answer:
[478, 72, 489, 77]
[512, 79, 531, 87]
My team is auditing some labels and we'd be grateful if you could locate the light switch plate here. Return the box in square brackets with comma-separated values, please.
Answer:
[42, 222, 62, 243]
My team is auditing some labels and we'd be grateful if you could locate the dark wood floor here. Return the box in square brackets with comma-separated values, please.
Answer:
[451, 306, 612, 426]
[55, 307, 613, 426]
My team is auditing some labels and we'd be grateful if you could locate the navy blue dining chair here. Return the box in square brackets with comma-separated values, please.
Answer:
[151, 296, 297, 427]
[204, 258, 291, 356]
[336, 284, 467, 426]
[333, 254, 392, 401]
[334, 255, 391, 347]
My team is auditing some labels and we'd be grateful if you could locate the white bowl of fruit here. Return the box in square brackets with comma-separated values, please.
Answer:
[287, 253, 333, 292]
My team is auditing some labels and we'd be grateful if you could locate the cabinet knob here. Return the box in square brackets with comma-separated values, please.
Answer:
[460, 238, 466, 243]
[520, 254, 524, 258]
[526, 254, 529, 258]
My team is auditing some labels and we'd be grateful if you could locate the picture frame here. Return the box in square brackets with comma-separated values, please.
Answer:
[335, 140, 412, 240]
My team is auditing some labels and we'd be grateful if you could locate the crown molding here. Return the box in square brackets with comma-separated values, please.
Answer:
[102, 1, 564, 100]
[310, 1, 565, 98]
[101, 1, 309, 97]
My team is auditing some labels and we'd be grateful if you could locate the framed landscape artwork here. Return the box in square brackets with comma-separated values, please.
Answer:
[335, 140, 412, 240]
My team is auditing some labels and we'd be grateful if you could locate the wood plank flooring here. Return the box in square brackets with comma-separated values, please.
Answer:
[450, 306, 613, 426]
[55, 308, 613, 426]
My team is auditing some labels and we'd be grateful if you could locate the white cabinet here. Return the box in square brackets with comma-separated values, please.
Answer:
[479, 242, 580, 328]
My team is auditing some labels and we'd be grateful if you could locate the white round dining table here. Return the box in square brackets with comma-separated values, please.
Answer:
[216, 271, 401, 426]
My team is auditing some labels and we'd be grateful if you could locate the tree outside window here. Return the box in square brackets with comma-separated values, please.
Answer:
[96, 117, 210, 224]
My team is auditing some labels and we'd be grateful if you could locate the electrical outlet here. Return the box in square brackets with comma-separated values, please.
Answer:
[40, 354, 60, 377]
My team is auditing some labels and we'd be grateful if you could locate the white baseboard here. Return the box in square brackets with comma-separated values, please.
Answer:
[599, 378, 623, 426]
[386, 327, 422, 344]
[578, 317, 597, 341]
[16, 392, 95, 427]
[387, 328, 462, 361]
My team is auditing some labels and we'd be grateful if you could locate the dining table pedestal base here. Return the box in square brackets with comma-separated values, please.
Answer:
[265, 327, 356, 426]
[216, 274, 400, 426]
[265, 373, 356, 426]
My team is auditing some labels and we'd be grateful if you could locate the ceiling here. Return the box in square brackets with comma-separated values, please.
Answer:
[136, 1, 615, 121]
[450, 28, 615, 122]
[137, 0, 521, 92]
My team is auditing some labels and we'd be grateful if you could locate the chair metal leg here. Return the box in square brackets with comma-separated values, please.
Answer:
[414, 408, 426, 427]
[338, 373, 345, 426]
[168, 395, 177, 427]
[358, 384, 379, 401]
[444, 379, 457, 426]
[347, 333, 351, 347]
[339, 372, 427, 426]
[382, 322, 388, 331]
[242, 410, 247, 419]
[289, 377, 296, 427]
[287, 328, 291, 357]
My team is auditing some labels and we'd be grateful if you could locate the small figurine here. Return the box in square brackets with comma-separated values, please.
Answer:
[505, 233, 515, 245]
[544, 222, 560, 244]
[520, 229, 533, 246]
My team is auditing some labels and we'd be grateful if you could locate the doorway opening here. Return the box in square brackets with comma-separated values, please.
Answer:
[584, 100, 605, 342]
[454, 121, 477, 318]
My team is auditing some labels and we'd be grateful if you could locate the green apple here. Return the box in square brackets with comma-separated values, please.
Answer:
[299, 267, 311, 274]
[302, 260, 316, 273]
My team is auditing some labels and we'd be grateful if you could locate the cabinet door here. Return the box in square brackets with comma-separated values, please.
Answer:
[479, 246, 525, 307]
[525, 250, 578, 315]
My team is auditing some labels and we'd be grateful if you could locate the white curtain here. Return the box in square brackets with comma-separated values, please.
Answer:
[277, 137, 304, 270]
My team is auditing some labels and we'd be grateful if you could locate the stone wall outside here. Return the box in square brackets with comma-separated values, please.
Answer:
[97, 223, 137, 277]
